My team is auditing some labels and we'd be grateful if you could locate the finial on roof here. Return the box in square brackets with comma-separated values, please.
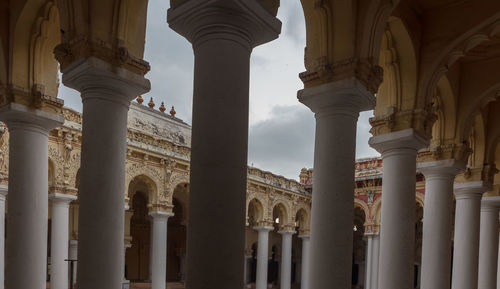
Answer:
[159, 102, 166, 113]
[136, 95, 144, 104]
[148, 97, 155, 108]
[170, 106, 176, 117]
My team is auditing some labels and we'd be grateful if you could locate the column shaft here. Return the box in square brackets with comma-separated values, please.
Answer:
[150, 211, 173, 289]
[451, 182, 486, 289]
[478, 197, 500, 289]
[0, 186, 6, 289]
[369, 129, 428, 289]
[50, 194, 76, 289]
[371, 235, 380, 289]
[364, 235, 374, 289]
[279, 231, 295, 289]
[419, 161, 461, 289]
[62, 58, 149, 289]
[299, 235, 310, 289]
[255, 226, 273, 289]
[2, 105, 62, 289]
[69, 240, 78, 287]
[299, 79, 375, 289]
[167, 4, 280, 288]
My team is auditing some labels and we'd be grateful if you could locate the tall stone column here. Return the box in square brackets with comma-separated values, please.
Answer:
[150, 211, 174, 289]
[0, 103, 63, 289]
[168, 2, 280, 289]
[497, 221, 500, 289]
[50, 193, 77, 289]
[478, 196, 500, 289]
[254, 226, 273, 289]
[418, 160, 463, 289]
[68, 240, 78, 287]
[0, 185, 7, 289]
[369, 129, 428, 289]
[298, 79, 376, 289]
[364, 233, 381, 289]
[451, 181, 488, 289]
[299, 235, 310, 289]
[279, 230, 295, 289]
[62, 58, 150, 289]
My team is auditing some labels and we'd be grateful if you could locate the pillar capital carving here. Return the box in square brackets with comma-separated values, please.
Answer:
[167, 0, 281, 50]
[54, 38, 151, 77]
[148, 210, 175, 219]
[417, 159, 466, 179]
[49, 193, 77, 205]
[253, 225, 274, 232]
[61, 57, 150, 107]
[370, 108, 437, 140]
[480, 196, 500, 211]
[278, 229, 296, 235]
[0, 184, 7, 197]
[298, 78, 376, 116]
[369, 128, 429, 155]
[0, 103, 63, 134]
[454, 181, 489, 200]
[417, 142, 471, 164]
[299, 57, 383, 93]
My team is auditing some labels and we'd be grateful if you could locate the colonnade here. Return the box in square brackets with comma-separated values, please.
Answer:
[251, 225, 310, 289]
[1, 3, 500, 289]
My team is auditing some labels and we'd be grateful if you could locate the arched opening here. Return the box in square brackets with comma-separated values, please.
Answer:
[167, 182, 189, 283]
[126, 191, 150, 281]
[125, 175, 157, 282]
[295, 208, 309, 287]
[269, 203, 288, 287]
[246, 198, 265, 286]
[352, 206, 366, 288]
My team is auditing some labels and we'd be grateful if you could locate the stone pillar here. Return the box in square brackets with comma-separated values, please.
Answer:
[497, 221, 500, 289]
[167, 2, 280, 289]
[369, 129, 428, 289]
[451, 181, 488, 289]
[299, 235, 310, 289]
[279, 230, 295, 289]
[244, 254, 252, 287]
[254, 226, 273, 289]
[50, 193, 77, 289]
[418, 160, 463, 289]
[298, 79, 376, 289]
[0, 103, 63, 289]
[69, 240, 78, 286]
[0, 185, 7, 289]
[478, 196, 500, 289]
[61, 58, 150, 289]
[150, 211, 174, 289]
[364, 233, 381, 289]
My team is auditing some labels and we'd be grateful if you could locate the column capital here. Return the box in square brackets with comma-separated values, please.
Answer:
[167, 0, 281, 50]
[298, 78, 376, 115]
[61, 57, 150, 107]
[454, 181, 489, 200]
[369, 128, 429, 155]
[0, 185, 7, 197]
[278, 230, 296, 236]
[417, 159, 466, 179]
[481, 196, 500, 211]
[253, 225, 274, 232]
[0, 103, 63, 133]
[298, 234, 310, 240]
[149, 210, 174, 219]
[49, 193, 77, 205]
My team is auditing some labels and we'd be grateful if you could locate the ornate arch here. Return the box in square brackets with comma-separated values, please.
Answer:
[127, 174, 158, 207]
[166, 171, 189, 201]
[271, 199, 291, 226]
[246, 193, 267, 222]
[126, 161, 164, 204]
[48, 145, 64, 186]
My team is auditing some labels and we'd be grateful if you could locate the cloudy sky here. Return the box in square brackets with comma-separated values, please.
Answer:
[58, 0, 379, 180]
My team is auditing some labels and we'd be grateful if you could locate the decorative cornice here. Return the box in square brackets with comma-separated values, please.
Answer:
[0, 84, 64, 115]
[299, 57, 383, 94]
[417, 142, 471, 164]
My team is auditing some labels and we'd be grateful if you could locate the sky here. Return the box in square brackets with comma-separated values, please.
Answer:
[58, 0, 379, 180]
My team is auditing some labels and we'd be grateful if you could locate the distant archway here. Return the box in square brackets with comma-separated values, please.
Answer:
[167, 182, 189, 282]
